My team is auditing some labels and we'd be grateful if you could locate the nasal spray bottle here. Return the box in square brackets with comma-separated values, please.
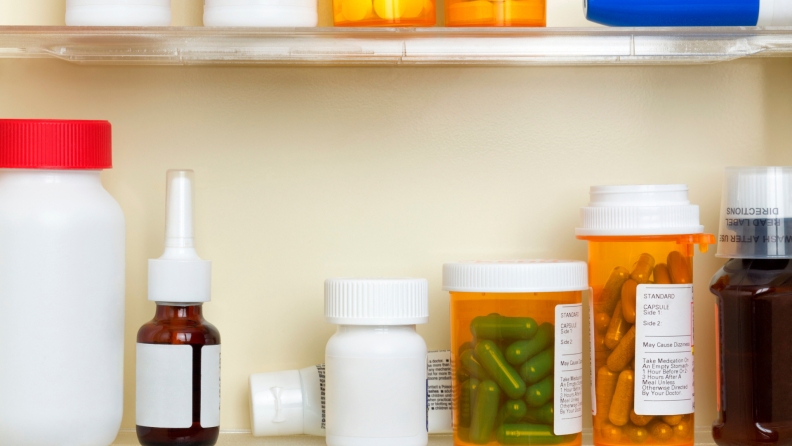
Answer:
[136, 170, 221, 446]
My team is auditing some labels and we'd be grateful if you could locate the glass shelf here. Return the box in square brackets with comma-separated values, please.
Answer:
[2, 25, 792, 66]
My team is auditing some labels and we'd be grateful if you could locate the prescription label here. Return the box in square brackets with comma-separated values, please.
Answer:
[427, 350, 453, 434]
[634, 284, 694, 416]
[554, 304, 583, 436]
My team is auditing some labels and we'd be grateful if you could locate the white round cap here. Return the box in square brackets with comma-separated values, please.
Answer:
[325, 278, 429, 325]
[576, 184, 704, 236]
[204, 0, 318, 27]
[717, 166, 792, 258]
[66, 0, 171, 26]
[443, 260, 588, 293]
[250, 370, 306, 436]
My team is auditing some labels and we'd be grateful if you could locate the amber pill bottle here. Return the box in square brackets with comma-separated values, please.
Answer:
[710, 167, 792, 446]
[136, 170, 220, 446]
[576, 185, 714, 446]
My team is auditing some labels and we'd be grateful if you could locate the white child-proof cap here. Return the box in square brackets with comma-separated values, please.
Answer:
[717, 166, 792, 258]
[325, 278, 429, 325]
[66, 0, 172, 26]
[148, 170, 212, 303]
[575, 184, 704, 237]
[204, 0, 319, 27]
[443, 260, 588, 293]
[250, 370, 306, 436]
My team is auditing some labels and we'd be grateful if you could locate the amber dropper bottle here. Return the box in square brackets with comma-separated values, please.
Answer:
[136, 170, 220, 446]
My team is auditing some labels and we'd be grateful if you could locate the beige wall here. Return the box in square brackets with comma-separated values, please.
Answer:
[2, 0, 792, 434]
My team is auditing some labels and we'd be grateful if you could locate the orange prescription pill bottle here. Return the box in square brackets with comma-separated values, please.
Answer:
[443, 260, 588, 446]
[576, 185, 714, 446]
[333, 0, 435, 26]
[445, 0, 544, 27]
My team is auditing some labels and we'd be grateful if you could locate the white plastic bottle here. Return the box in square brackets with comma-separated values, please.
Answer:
[0, 119, 125, 446]
[249, 351, 454, 437]
[324, 278, 429, 446]
[66, 0, 172, 26]
[204, 0, 318, 27]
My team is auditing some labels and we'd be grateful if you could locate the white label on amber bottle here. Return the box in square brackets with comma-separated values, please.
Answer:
[136, 343, 193, 428]
[634, 284, 694, 416]
[136, 343, 222, 429]
[201, 345, 221, 428]
[554, 303, 583, 435]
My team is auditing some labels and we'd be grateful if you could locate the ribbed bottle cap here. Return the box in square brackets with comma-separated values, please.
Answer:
[717, 166, 792, 258]
[576, 184, 704, 236]
[325, 278, 428, 325]
[443, 260, 588, 293]
[0, 119, 111, 170]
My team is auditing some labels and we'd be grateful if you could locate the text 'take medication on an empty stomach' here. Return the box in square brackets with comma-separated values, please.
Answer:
[443, 260, 588, 446]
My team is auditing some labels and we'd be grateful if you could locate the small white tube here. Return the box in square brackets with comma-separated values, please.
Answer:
[250, 350, 453, 437]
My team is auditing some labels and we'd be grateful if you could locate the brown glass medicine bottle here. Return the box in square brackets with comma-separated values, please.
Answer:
[136, 170, 220, 446]
[710, 167, 792, 446]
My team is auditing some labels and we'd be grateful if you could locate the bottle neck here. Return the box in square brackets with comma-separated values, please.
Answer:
[0, 168, 102, 186]
[153, 303, 205, 322]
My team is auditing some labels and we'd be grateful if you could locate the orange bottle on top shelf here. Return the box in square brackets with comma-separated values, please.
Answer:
[445, 0, 544, 27]
[443, 260, 588, 446]
[576, 185, 714, 446]
[333, 0, 435, 27]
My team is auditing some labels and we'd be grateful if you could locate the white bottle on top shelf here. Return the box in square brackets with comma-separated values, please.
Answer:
[66, 0, 172, 26]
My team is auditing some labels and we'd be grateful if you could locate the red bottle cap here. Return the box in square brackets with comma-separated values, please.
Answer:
[0, 119, 112, 170]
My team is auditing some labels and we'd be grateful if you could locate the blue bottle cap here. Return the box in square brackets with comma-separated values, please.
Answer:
[584, 0, 760, 27]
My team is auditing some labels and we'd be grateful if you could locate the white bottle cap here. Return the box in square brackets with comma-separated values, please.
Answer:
[204, 0, 319, 27]
[717, 166, 792, 258]
[148, 170, 212, 303]
[250, 370, 306, 436]
[576, 184, 704, 236]
[443, 260, 588, 293]
[66, 0, 172, 26]
[325, 278, 429, 325]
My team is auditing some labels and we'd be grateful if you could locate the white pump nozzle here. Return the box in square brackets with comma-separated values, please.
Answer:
[148, 169, 212, 303]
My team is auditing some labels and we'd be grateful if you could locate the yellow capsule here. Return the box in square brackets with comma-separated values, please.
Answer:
[605, 301, 629, 350]
[373, 0, 408, 19]
[626, 424, 649, 444]
[661, 415, 682, 426]
[653, 263, 671, 284]
[595, 312, 611, 333]
[608, 370, 634, 426]
[621, 279, 638, 324]
[630, 409, 653, 426]
[402, 0, 425, 17]
[630, 253, 655, 284]
[648, 420, 674, 442]
[342, 0, 373, 21]
[601, 421, 623, 442]
[674, 420, 692, 439]
[607, 326, 636, 372]
[601, 267, 631, 315]
[667, 251, 692, 284]
[596, 367, 619, 427]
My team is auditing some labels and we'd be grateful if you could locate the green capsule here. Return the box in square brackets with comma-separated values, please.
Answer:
[457, 365, 471, 382]
[457, 378, 480, 427]
[506, 323, 554, 365]
[496, 399, 528, 425]
[471, 315, 538, 340]
[469, 380, 501, 445]
[496, 424, 574, 445]
[519, 348, 554, 384]
[523, 402, 554, 424]
[475, 340, 527, 399]
[525, 375, 553, 407]
[458, 341, 474, 357]
[460, 349, 491, 381]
